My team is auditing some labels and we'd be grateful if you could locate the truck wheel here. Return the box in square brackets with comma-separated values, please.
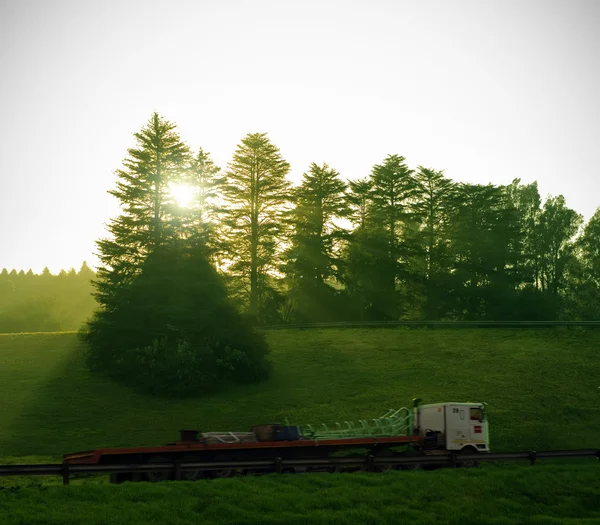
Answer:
[457, 446, 479, 468]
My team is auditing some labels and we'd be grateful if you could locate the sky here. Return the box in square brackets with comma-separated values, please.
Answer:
[1, 0, 599, 273]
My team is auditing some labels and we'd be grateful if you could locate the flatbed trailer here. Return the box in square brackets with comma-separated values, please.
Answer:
[64, 401, 489, 482]
[65, 435, 426, 482]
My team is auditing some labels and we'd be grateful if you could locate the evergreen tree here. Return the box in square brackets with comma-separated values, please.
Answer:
[221, 133, 291, 318]
[368, 154, 417, 318]
[179, 147, 224, 256]
[411, 167, 456, 319]
[285, 162, 349, 321]
[84, 241, 270, 396]
[342, 221, 393, 320]
[346, 178, 372, 227]
[94, 113, 190, 309]
[447, 183, 521, 319]
[78, 261, 95, 280]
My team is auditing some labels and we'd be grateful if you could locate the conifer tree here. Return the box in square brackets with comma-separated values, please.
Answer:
[411, 167, 456, 319]
[94, 113, 190, 308]
[368, 154, 417, 318]
[221, 133, 291, 317]
[178, 147, 224, 256]
[284, 163, 349, 321]
[346, 178, 372, 227]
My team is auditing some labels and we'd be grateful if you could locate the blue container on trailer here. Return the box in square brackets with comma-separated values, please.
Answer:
[273, 425, 301, 441]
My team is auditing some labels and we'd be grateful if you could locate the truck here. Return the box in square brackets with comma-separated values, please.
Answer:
[63, 399, 489, 482]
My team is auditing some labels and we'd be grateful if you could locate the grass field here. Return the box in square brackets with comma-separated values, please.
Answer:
[1, 464, 599, 525]
[1, 328, 599, 458]
[1, 328, 599, 524]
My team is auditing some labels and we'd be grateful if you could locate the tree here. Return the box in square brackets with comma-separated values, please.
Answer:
[339, 156, 416, 321]
[93, 113, 190, 309]
[346, 178, 372, 228]
[505, 179, 542, 288]
[78, 261, 95, 281]
[342, 221, 393, 320]
[221, 133, 291, 318]
[284, 162, 349, 321]
[83, 242, 271, 396]
[565, 207, 600, 320]
[176, 147, 224, 256]
[579, 208, 600, 284]
[411, 167, 456, 319]
[368, 154, 417, 318]
[538, 195, 582, 297]
[447, 183, 521, 319]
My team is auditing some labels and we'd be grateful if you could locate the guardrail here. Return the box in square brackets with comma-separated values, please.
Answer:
[258, 321, 600, 330]
[1, 449, 597, 485]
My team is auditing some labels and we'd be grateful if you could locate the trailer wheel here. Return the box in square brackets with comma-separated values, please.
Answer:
[206, 455, 237, 478]
[457, 446, 479, 468]
[146, 455, 172, 482]
[180, 455, 205, 481]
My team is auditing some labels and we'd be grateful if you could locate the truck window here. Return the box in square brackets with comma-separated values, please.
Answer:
[470, 407, 483, 421]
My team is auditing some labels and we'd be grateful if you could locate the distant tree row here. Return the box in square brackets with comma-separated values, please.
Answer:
[0, 263, 96, 332]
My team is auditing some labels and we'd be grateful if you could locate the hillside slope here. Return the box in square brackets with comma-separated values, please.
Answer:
[0, 328, 598, 458]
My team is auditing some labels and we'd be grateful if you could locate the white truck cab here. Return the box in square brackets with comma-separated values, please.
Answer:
[415, 402, 489, 452]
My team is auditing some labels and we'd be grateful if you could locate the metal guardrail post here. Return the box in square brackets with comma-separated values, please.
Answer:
[62, 461, 69, 486]
[529, 451, 537, 466]
[275, 457, 282, 474]
[366, 455, 375, 471]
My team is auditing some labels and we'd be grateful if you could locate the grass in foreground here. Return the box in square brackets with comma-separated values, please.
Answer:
[0, 328, 599, 459]
[0, 464, 599, 525]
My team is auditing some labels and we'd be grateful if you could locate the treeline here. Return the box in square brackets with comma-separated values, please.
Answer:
[93, 113, 600, 325]
[5, 113, 600, 337]
[0, 263, 96, 333]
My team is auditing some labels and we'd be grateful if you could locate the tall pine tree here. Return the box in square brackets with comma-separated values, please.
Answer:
[94, 112, 190, 309]
[411, 166, 456, 319]
[368, 154, 417, 318]
[221, 133, 291, 318]
[177, 147, 224, 256]
[284, 162, 349, 321]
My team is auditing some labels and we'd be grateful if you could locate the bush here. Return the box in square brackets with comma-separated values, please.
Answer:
[81, 245, 271, 397]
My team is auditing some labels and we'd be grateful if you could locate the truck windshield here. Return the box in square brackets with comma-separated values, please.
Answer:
[470, 407, 484, 421]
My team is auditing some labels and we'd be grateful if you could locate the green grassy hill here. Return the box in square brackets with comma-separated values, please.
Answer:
[1, 328, 599, 459]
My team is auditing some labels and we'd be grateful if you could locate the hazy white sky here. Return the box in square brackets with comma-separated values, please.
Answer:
[1, 0, 599, 273]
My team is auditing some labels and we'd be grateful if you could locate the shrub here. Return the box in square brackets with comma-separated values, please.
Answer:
[81, 245, 271, 397]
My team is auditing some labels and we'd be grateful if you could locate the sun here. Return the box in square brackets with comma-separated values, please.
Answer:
[168, 183, 196, 208]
